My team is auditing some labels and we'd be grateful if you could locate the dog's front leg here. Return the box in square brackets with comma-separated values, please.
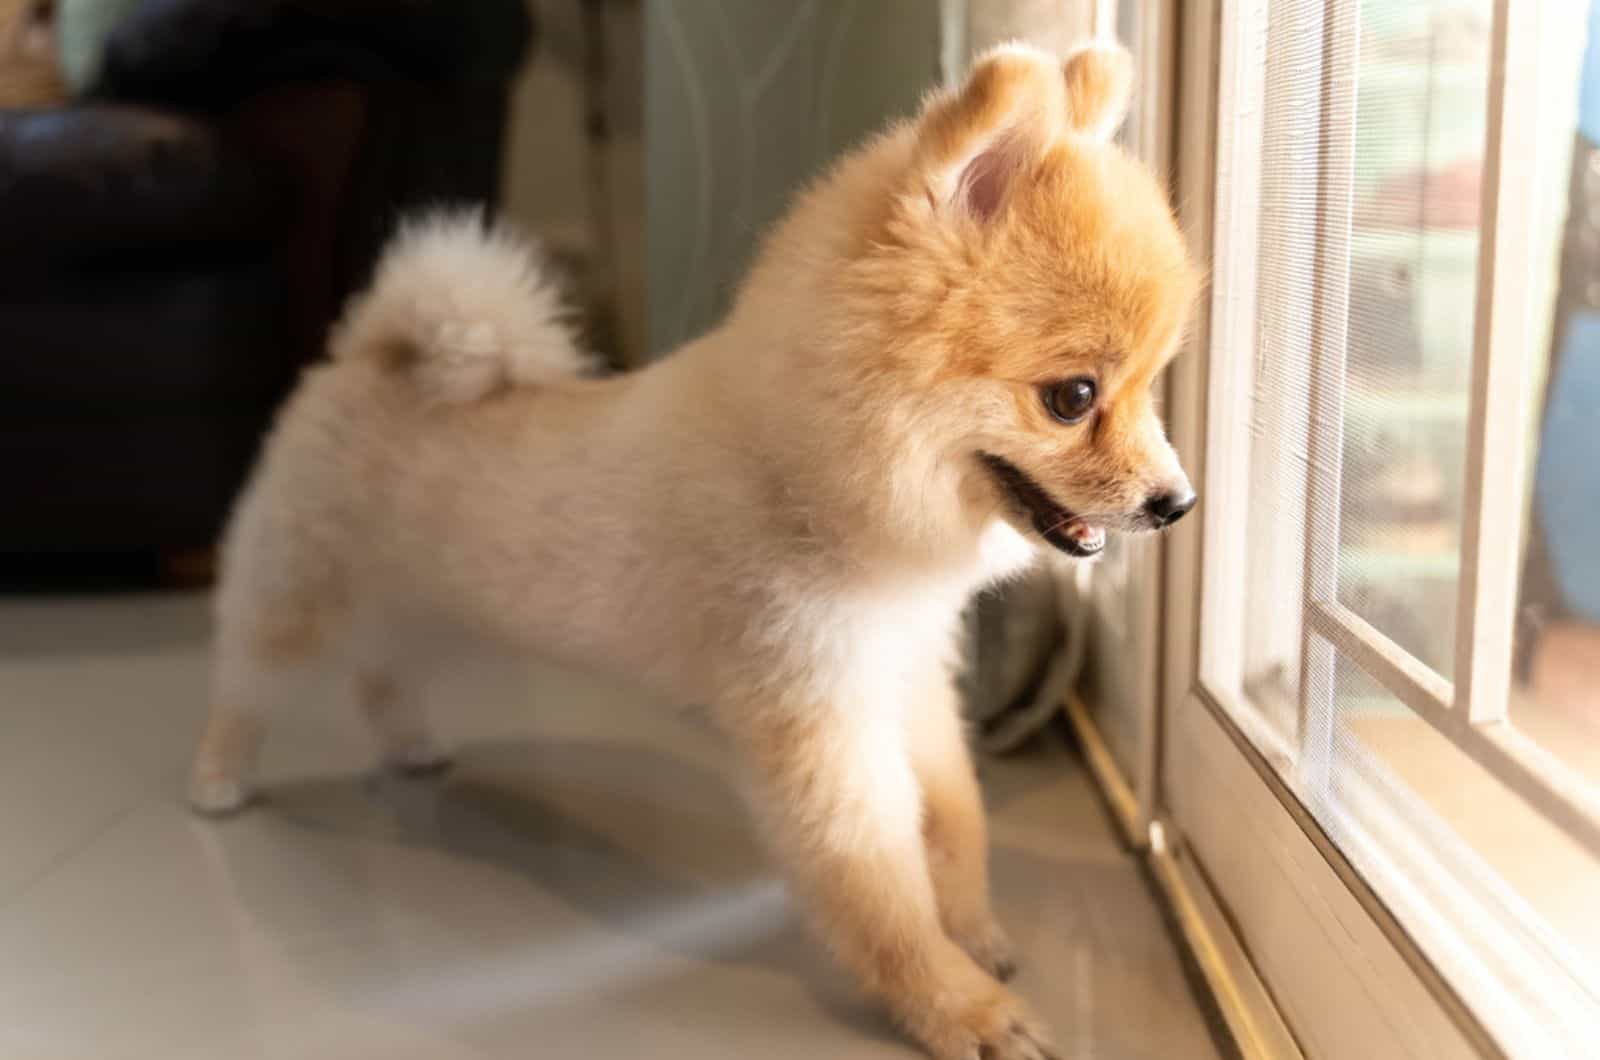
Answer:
[909, 672, 1016, 982]
[729, 704, 1057, 1060]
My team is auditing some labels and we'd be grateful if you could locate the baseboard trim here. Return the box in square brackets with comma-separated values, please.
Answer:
[1146, 823, 1304, 1059]
[1062, 694, 1142, 846]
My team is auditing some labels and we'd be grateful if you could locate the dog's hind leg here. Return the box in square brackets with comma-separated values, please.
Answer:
[188, 607, 323, 816]
[188, 518, 347, 816]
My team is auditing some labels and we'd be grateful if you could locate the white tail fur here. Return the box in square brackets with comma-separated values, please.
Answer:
[329, 210, 591, 404]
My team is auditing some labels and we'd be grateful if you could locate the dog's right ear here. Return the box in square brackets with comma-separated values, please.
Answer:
[915, 45, 1066, 224]
[1062, 42, 1134, 141]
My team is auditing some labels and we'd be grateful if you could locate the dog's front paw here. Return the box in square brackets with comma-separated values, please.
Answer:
[902, 966, 1058, 1060]
[953, 917, 1019, 982]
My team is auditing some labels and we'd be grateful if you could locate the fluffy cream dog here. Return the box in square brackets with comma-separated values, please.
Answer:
[190, 42, 1198, 1060]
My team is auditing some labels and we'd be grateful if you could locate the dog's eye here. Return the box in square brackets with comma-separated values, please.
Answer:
[1042, 378, 1097, 424]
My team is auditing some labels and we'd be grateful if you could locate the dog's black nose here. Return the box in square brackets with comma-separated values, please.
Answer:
[1144, 489, 1197, 527]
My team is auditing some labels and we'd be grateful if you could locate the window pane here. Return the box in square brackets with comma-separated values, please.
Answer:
[1339, 2, 1492, 682]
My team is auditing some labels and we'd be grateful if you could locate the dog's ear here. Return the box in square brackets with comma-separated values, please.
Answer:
[1062, 42, 1133, 142]
[916, 45, 1065, 224]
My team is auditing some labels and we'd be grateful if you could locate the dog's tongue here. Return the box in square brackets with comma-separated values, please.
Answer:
[1066, 518, 1106, 554]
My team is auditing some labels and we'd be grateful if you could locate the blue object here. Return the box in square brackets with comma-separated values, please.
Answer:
[1580, 1, 1600, 143]
[1535, 311, 1600, 624]
[1537, 2, 1600, 624]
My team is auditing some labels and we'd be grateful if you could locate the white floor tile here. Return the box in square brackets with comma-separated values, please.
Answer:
[0, 593, 1220, 1059]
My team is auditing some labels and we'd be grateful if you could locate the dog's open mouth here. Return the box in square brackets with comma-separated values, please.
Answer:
[979, 453, 1106, 558]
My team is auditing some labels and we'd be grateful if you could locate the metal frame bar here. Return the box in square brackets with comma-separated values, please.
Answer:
[1307, 602, 1453, 720]
[1453, 0, 1543, 726]
[1294, 0, 1360, 801]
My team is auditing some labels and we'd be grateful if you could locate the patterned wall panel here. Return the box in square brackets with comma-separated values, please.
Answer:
[645, 0, 941, 356]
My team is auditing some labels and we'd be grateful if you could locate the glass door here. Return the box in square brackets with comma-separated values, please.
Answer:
[1160, 1, 1600, 1056]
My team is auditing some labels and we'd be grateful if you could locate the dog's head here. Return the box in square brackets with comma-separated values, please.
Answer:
[843, 43, 1201, 558]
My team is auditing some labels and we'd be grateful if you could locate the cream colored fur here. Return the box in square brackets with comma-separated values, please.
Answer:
[190, 42, 1196, 1060]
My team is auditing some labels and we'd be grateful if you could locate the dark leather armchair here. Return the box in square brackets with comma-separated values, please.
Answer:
[0, 0, 533, 556]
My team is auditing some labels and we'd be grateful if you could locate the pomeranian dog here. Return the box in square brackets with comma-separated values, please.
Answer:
[189, 42, 1197, 1060]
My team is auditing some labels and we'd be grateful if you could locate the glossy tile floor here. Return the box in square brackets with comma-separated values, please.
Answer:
[1, 593, 1222, 1060]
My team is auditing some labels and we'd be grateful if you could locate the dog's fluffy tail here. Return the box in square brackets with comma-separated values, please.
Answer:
[330, 210, 591, 404]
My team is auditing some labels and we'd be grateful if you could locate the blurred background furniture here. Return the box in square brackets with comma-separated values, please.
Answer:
[0, 0, 533, 562]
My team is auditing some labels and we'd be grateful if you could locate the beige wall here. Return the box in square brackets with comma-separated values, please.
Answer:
[643, 0, 943, 357]
[502, 3, 1105, 364]
[500, 0, 647, 364]
[501, 1, 588, 248]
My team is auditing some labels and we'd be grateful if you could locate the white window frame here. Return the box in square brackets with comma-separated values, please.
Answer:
[1146, 0, 1600, 1057]
[1193, 0, 1600, 886]
[1276, 0, 1600, 857]
[1193, 0, 1600, 845]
